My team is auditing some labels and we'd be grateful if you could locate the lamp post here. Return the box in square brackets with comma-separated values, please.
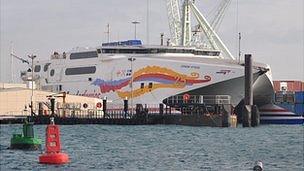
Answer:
[131, 21, 140, 40]
[128, 57, 136, 115]
[28, 54, 36, 116]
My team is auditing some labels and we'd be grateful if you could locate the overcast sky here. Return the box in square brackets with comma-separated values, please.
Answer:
[0, 0, 303, 83]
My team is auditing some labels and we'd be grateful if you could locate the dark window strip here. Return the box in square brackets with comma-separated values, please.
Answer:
[65, 66, 96, 75]
[70, 51, 98, 60]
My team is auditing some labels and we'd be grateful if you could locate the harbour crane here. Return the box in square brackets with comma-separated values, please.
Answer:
[166, 0, 234, 60]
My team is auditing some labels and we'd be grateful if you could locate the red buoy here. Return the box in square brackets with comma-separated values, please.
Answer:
[39, 118, 69, 164]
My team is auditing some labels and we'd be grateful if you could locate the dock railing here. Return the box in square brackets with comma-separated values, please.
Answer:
[164, 95, 231, 105]
[2, 95, 231, 120]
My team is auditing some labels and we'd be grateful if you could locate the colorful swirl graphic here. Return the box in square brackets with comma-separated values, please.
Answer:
[92, 66, 211, 99]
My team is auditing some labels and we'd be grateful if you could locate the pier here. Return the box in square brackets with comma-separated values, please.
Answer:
[1, 95, 237, 127]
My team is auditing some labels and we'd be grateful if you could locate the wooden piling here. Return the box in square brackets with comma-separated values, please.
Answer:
[243, 54, 253, 127]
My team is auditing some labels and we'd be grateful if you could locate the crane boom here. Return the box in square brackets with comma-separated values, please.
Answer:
[167, 0, 182, 45]
[189, 1, 235, 60]
[181, 0, 191, 46]
[210, 0, 231, 31]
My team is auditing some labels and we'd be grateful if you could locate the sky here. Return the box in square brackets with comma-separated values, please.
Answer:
[0, 0, 303, 83]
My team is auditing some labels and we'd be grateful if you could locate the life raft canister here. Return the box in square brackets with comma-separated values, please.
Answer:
[96, 102, 102, 108]
[183, 93, 190, 102]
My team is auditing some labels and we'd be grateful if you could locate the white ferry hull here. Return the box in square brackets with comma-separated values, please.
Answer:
[30, 53, 274, 108]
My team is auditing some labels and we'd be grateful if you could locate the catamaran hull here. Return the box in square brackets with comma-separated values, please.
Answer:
[30, 55, 274, 108]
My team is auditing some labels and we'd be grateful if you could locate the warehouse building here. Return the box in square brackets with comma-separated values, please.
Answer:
[0, 83, 103, 117]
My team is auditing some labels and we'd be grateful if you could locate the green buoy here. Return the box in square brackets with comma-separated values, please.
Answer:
[10, 120, 41, 150]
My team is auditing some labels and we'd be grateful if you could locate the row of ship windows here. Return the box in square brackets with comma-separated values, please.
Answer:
[33, 52, 99, 73]
[67, 49, 220, 59]
[47, 66, 97, 76]
[99, 48, 220, 56]
[34, 63, 51, 72]
[70, 51, 98, 59]
[34, 61, 96, 76]
[34, 65, 96, 76]
[47, 48, 220, 62]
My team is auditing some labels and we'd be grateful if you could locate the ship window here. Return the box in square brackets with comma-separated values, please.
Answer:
[148, 82, 153, 88]
[70, 51, 98, 60]
[34, 65, 41, 72]
[43, 63, 51, 72]
[140, 83, 144, 89]
[158, 49, 167, 53]
[65, 66, 96, 75]
[50, 69, 55, 76]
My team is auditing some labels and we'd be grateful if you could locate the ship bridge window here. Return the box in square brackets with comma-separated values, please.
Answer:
[70, 51, 98, 60]
[43, 63, 51, 72]
[34, 65, 41, 72]
[65, 66, 96, 75]
[206, 51, 220, 56]
[150, 48, 193, 54]
[194, 51, 220, 56]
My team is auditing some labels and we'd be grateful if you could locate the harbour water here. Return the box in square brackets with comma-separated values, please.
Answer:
[0, 124, 303, 170]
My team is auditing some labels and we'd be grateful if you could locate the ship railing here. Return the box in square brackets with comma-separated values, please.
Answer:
[50, 53, 66, 60]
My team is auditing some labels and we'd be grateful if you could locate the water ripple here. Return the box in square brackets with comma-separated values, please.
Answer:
[0, 124, 303, 170]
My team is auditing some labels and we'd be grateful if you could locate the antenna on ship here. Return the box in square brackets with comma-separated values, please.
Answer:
[132, 21, 140, 40]
[105, 23, 110, 43]
[160, 33, 164, 46]
[238, 32, 241, 63]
